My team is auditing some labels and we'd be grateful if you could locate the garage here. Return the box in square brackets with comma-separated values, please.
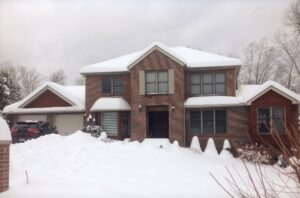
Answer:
[54, 114, 83, 136]
[18, 114, 47, 122]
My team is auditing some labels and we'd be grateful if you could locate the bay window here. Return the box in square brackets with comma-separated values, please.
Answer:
[257, 107, 285, 134]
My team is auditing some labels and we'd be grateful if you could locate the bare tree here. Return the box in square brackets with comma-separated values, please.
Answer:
[274, 32, 300, 91]
[49, 69, 67, 85]
[19, 66, 43, 97]
[75, 75, 85, 85]
[286, 0, 300, 35]
[239, 39, 278, 85]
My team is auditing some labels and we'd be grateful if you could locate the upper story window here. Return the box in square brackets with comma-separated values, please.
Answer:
[257, 107, 285, 134]
[191, 72, 226, 96]
[102, 76, 123, 95]
[145, 70, 168, 94]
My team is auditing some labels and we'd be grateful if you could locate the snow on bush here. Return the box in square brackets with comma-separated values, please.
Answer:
[190, 136, 201, 153]
[203, 138, 218, 156]
[236, 143, 272, 164]
[220, 139, 233, 158]
[99, 132, 107, 141]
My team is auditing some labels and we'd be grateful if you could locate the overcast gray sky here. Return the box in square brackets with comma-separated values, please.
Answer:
[0, 0, 292, 84]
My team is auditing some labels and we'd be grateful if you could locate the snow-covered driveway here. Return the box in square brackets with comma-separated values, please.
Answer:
[0, 132, 293, 198]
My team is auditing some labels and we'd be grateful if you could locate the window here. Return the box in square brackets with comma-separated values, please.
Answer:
[257, 107, 285, 134]
[102, 112, 118, 136]
[145, 71, 168, 94]
[102, 76, 123, 95]
[190, 109, 227, 134]
[191, 74, 201, 95]
[190, 72, 226, 96]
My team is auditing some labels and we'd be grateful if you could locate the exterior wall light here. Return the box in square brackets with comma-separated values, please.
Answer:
[138, 104, 142, 112]
[171, 105, 175, 111]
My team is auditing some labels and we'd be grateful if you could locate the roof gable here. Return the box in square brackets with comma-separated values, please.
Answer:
[24, 89, 72, 108]
[18, 82, 85, 109]
[127, 42, 185, 70]
[241, 81, 300, 105]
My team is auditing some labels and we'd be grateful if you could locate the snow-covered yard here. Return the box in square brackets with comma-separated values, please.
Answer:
[0, 132, 297, 198]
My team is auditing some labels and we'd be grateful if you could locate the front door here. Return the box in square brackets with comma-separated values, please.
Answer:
[148, 111, 169, 138]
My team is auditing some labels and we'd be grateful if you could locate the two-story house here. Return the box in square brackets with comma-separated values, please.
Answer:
[3, 42, 300, 150]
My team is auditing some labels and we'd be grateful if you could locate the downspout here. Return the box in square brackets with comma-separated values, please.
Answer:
[183, 106, 186, 147]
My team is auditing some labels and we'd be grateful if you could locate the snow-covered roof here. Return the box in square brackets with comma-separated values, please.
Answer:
[185, 81, 300, 108]
[2, 82, 85, 114]
[0, 117, 12, 141]
[90, 97, 131, 112]
[80, 41, 241, 74]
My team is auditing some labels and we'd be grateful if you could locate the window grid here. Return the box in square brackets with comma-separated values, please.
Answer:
[190, 72, 226, 96]
[145, 70, 169, 94]
[190, 109, 227, 134]
[257, 107, 285, 134]
[102, 76, 123, 96]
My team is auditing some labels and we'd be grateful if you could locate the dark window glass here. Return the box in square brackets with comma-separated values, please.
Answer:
[272, 107, 285, 134]
[102, 77, 112, 94]
[113, 77, 123, 95]
[258, 108, 270, 133]
[202, 110, 214, 134]
[146, 71, 168, 94]
[191, 74, 201, 95]
[202, 73, 213, 95]
[102, 76, 123, 95]
[190, 111, 201, 133]
[215, 73, 226, 95]
[215, 110, 226, 133]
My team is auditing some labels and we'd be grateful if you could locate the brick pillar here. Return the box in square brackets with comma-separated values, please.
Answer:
[0, 141, 10, 192]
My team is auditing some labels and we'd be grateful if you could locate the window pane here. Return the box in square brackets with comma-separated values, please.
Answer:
[113, 77, 123, 95]
[158, 82, 168, 93]
[215, 110, 226, 133]
[146, 72, 156, 83]
[215, 84, 225, 95]
[146, 83, 156, 94]
[203, 73, 213, 83]
[215, 73, 225, 83]
[190, 111, 201, 133]
[191, 85, 201, 95]
[272, 107, 285, 134]
[191, 74, 201, 84]
[203, 110, 214, 134]
[203, 84, 213, 95]
[102, 112, 118, 136]
[158, 71, 168, 82]
[102, 77, 111, 94]
[258, 108, 270, 133]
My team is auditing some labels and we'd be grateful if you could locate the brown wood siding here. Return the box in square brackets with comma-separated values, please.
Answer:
[24, 90, 71, 108]
[130, 50, 186, 145]
[249, 90, 297, 144]
[185, 107, 250, 152]
[185, 68, 238, 98]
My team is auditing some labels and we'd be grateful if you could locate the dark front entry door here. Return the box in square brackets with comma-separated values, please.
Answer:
[148, 111, 169, 138]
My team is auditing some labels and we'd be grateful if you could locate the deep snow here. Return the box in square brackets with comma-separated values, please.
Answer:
[1, 132, 297, 198]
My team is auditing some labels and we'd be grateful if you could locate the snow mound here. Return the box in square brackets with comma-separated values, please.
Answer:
[190, 136, 201, 153]
[99, 132, 107, 141]
[142, 138, 171, 148]
[220, 139, 233, 159]
[172, 140, 180, 149]
[0, 117, 11, 141]
[203, 138, 218, 156]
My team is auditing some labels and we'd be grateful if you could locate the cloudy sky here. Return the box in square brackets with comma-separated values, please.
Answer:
[0, 0, 292, 84]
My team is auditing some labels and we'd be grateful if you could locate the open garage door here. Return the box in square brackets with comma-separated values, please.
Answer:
[54, 114, 83, 136]
[18, 114, 47, 122]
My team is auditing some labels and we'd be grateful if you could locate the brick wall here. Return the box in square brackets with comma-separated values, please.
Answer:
[0, 141, 10, 192]
[130, 49, 186, 145]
